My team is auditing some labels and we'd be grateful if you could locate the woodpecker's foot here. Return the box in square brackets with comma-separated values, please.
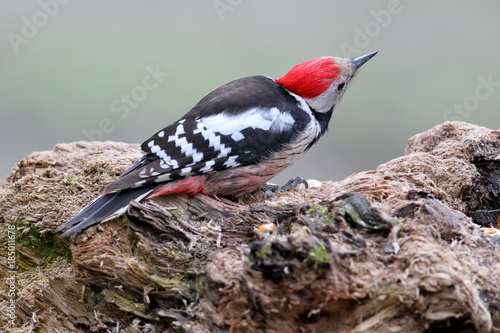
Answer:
[262, 176, 308, 200]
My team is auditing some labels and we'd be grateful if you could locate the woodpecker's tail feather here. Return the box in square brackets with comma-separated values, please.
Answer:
[53, 185, 156, 237]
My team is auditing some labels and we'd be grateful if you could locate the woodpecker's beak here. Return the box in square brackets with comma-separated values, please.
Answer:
[353, 51, 378, 70]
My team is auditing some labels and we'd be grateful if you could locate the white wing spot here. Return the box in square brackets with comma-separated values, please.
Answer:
[155, 149, 167, 160]
[159, 155, 179, 169]
[158, 131, 164, 138]
[195, 121, 227, 155]
[199, 160, 215, 173]
[208, 132, 221, 150]
[196, 124, 232, 158]
[192, 151, 204, 163]
[168, 124, 186, 143]
[223, 155, 239, 168]
[169, 126, 204, 161]
[159, 160, 170, 169]
[155, 173, 171, 182]
[175, 136, 188, 148]
[231, 132, 244, 141]
[192, 123, 204, 135]
[217, 144, 231, 158]
[176, 124, 185, 135]
[181, 167, 192, 175]
[181, 144, 195, 156]
[150, 145, 161, 153]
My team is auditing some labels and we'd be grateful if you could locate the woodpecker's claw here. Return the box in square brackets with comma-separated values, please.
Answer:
[262, 176, 308, 200]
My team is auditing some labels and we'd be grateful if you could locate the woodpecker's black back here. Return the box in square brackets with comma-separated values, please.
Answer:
[186, 76, 307, 117]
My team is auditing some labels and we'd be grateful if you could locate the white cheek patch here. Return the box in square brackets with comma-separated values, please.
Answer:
[303, 82, 343, 113]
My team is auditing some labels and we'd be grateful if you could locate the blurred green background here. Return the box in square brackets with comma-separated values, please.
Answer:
[1, 1, 499, 184]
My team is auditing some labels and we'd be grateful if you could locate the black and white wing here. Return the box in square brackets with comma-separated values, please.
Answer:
[104, 75, 313, 194]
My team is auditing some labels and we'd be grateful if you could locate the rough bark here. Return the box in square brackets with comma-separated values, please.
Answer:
[1, 121, 500, 332]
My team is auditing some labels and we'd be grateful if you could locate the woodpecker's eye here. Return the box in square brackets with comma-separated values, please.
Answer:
[337, 82, 345, 92]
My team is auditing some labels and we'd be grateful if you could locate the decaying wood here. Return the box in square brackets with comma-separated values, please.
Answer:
[1, 121, 500, 332]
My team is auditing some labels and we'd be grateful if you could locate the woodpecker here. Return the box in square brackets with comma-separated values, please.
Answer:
[54, 51, 377, 237]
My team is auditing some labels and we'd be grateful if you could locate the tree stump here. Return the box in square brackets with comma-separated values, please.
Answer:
[1, 121, 500, 332]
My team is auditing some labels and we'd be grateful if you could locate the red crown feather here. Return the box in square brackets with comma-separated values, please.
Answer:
[275, 57, 339, 99]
